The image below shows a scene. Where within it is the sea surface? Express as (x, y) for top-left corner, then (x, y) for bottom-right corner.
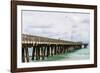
(28, 47), (90, 62)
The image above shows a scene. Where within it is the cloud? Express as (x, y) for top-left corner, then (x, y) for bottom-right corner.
(22, 10), (90, 43)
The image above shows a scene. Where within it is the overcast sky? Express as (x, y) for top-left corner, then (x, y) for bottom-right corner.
(22, 10), (90, 43)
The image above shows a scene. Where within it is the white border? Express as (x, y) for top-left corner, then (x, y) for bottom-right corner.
(17, 5), (94, 68)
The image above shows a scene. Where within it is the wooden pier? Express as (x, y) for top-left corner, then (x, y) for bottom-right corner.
(22, 34), (88, 62)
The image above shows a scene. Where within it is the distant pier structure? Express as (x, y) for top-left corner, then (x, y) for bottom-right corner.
(22, 34), (88, 62)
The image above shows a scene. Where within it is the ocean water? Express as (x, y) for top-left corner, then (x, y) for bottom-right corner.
(28, 47), (90, 62)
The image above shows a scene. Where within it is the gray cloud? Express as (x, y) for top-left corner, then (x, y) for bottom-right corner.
(22, 10), (90, 43)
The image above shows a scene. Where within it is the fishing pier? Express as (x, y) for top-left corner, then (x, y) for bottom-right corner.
(22, 34), (88, 62)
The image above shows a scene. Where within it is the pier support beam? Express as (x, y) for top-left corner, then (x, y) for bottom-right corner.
(47, 44), (50, 57)
(32, 46), (36, 60)
(22, 48), (25, 62)
(22, 47), (29, 62)
(36, 45), (40, 60)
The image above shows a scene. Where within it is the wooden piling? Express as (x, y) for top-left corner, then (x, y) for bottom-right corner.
(22, 48), (25, 62)
(54, 45), (57, 55)
(43, 45), (46, 59)
(47, 44), (50, 57)
(32, 45), (36, 60)
(36, 44), (40, 60)
(41, 45), (45, 60)
(51, 45), (53, 56)
(25, 48), (29, 62)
